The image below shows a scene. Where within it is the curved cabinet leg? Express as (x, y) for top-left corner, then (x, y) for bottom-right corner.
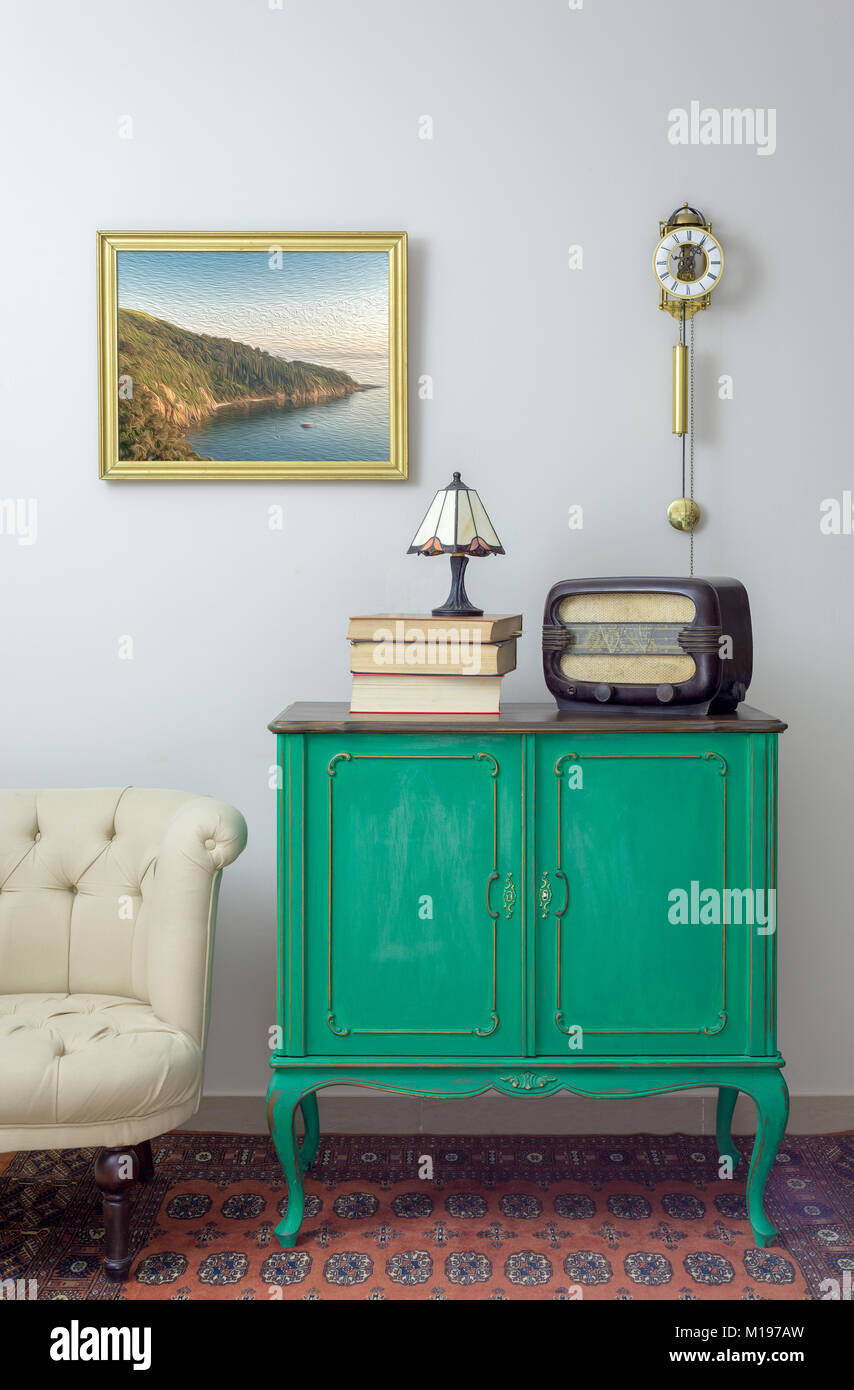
(298, 1092), (320, 1172)
(715, 1086), (741, 1173)
(267, 1080), (306, 1248)
(742, 1071), (789, 1248)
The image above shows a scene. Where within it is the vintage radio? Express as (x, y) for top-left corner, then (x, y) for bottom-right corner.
(542, 576), (752, 714)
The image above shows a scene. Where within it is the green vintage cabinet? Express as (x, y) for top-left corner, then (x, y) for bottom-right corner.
(267, 703), (787, 1250)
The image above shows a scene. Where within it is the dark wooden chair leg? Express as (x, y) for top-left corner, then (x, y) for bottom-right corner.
(135, 1139), (154, 1183)
(94, 1146), (139, 1281)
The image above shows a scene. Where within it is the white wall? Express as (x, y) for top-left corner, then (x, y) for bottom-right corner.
(1, 0), (851, 1099)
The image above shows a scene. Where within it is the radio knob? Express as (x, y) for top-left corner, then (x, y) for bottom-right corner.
(593, 683), (613, 702)
(656, 683), (675, 703)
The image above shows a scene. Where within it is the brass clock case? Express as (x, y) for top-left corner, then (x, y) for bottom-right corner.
(654, 215), (724, 321)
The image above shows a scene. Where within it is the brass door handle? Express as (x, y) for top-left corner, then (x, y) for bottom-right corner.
(486, 871), (499, 920)
(541, 869), (569, 918)
(555, 869), (569, 918)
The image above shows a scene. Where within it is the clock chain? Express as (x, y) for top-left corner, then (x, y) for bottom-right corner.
(680, 305), (687, 498)
(689, 312), (695, 577)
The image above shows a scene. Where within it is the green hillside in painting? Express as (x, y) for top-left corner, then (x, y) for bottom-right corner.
(117, 308), (360, 460)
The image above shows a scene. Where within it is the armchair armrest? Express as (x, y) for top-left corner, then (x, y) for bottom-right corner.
(147, 797), (248, 1045)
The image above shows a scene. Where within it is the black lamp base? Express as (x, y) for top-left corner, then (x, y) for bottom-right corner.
(432, 553), (483, 618)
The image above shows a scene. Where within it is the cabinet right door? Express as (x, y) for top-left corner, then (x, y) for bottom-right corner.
(534, 732), (769, 1058)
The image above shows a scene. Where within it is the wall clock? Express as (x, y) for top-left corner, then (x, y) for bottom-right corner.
(654, 204), (724, 569)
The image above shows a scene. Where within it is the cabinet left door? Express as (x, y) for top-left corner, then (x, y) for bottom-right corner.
(285, 732), (524, 1056)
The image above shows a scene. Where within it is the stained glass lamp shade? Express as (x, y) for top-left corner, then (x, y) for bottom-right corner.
(407, 471), (504, 617)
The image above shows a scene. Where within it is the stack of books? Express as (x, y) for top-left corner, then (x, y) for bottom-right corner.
(349, 614), (522, 714)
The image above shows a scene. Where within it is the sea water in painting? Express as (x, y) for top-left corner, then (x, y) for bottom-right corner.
(116, 251), (390, 463)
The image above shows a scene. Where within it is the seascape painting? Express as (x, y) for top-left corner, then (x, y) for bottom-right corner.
(97, 233), (407, 481)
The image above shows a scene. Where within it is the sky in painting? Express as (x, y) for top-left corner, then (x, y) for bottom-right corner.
(117, 250), (389, 380)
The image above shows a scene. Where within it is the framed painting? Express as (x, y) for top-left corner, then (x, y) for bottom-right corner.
(97, 231), (407, 481)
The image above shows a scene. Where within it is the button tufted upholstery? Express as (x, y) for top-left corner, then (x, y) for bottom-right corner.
(0, 788), (247, 1150)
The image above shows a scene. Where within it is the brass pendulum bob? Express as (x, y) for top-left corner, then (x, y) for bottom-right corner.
(667, 497), (701, 532)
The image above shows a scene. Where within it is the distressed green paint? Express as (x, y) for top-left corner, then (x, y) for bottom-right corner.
(302, 733), (524, 1055)
(269, 725), (786, 1249)
(534, 733), (753, 1056)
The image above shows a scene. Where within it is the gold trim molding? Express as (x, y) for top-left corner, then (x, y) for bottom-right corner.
(551, 750), (728, 1039)
(325, 751), (503, 1038)
(97, 230), (408, 482)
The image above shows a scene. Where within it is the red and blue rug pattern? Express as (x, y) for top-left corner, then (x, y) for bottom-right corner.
(1, 1132), (852, 1300)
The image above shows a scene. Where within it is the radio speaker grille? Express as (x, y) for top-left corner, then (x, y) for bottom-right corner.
(556, 591), (698, 686)
(559, 653), (696, 684)
(556, 592), (696, 623)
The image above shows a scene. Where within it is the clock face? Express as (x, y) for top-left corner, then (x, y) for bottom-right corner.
(654, 227), (724, 298)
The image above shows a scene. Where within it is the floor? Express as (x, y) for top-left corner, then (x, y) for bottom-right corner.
(2, 1130), (852, 1300)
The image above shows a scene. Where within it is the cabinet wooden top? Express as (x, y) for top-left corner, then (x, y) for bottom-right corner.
(269, 702), (787, 734)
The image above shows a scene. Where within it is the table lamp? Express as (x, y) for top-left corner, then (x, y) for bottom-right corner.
(407, 471), (504, 617)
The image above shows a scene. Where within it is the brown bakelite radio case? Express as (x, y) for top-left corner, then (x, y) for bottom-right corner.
(542, 576), (752, 714)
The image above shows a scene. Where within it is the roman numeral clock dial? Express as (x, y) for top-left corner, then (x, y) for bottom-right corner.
(654, 204), (724, 570)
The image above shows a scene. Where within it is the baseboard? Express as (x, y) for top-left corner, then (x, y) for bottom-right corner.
(192, 1091), (854, 1136)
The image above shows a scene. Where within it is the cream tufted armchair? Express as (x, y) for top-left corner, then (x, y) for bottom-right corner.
(0, 788), (247, 1279)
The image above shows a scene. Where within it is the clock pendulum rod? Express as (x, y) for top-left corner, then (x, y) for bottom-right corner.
(667, 303), (696, 573)
(674, 302), (688, 489)
(669, 300), (698, 573)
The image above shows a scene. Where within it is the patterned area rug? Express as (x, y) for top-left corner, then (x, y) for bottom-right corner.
(1, 1132), (852, 1301)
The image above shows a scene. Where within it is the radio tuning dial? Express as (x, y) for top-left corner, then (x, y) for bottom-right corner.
(593, 684), (613, 703)
(656, 683), (675, 703)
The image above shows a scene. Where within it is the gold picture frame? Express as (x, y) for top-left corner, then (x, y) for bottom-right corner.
(97, 230), (408, 481)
